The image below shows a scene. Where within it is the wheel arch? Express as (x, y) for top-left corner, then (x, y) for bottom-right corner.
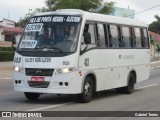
(128, 69), (137, 84)
(81, 71), (97, 93)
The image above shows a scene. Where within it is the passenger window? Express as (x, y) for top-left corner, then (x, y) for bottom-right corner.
(122, 27), (130, 48)
(129, 27), (134, 48)
(104, 24), (109, 47)
(109, 25), (119, 48)
(97, 23), (105, 47)
(83, 23), (96, 45)
(117, 26), (123, 47)
(143, 28), (149, 48)
(134, 28), (142, 48)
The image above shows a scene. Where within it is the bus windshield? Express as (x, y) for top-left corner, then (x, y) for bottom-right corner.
(18, 15), (81, 53)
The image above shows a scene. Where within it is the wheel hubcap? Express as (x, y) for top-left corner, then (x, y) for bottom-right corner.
(84, 83), (91, 96)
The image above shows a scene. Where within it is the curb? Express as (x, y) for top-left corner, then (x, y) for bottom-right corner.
(150, 61), (160, 64)
(150, 61), (160, 70)
(0, 78), (12, 80)
(150, 66), (160, 70)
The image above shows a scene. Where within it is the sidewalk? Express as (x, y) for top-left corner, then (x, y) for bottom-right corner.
(0, 62), (13, 78)
(0, 61), (160, 79)
(150, 61), (160, 69)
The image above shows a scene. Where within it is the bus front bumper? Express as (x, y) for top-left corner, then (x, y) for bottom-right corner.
(13, 71), (83, 94)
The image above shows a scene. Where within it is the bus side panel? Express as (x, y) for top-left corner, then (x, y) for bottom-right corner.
(79, 49), (150, 91)
(79, 49), (119, 92)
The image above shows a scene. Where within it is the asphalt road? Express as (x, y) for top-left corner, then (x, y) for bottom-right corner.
(0, 69), (160, 120)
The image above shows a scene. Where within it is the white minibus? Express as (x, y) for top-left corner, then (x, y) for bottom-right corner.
(13, 9), (150, 103)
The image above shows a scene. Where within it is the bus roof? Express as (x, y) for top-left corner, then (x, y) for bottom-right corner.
(35, 9), (147, 27)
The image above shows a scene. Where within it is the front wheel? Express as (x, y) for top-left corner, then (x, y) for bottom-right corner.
(24, 92), (40, 101)
(77, 77), (93, 103)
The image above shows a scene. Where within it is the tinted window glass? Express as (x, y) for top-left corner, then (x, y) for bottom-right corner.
(122, 26), (130, 48)
(117, 26), (123, 47)
(97, 23), (105, 47)
(109, 25), (119, 48)
(134, 28), (142, 48)
(83, 23), (96, 44)
(129, 27), (134, 48)
(143, 28), (149, 48)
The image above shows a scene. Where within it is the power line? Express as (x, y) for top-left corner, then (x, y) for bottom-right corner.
(127, 4), (160, 17)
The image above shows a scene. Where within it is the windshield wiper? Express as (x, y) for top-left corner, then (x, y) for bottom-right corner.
(50, 47), (67, 55)
(35, 46), (67, 55)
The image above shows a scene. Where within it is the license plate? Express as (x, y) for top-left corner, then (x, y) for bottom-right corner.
(31, 76), (44, 82)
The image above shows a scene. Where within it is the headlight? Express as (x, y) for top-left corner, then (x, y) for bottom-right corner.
(55, 67), (77, 75)
(14, 66), (23, 72)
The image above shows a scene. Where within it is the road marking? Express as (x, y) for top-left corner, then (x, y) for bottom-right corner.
(26, 102), (73, 111)
(136, 84), (158, 90)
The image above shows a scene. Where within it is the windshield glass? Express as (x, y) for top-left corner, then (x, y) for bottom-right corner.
(18, 15), (81, 53)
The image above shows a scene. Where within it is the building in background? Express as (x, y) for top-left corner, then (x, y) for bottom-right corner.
(109, 7), (135, 19)
(149, 31), (160, 60)
(0, 18), (23, 43)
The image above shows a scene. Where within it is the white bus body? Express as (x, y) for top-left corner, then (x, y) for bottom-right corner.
(13, 9), (150, 102)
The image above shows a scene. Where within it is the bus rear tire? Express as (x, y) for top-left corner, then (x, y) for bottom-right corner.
(24, 92), (40, 101)
(116, 73), (135, 94)
(77, 77), (93, 103)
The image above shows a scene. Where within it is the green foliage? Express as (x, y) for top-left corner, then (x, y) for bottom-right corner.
(17, 7), (48, 28)
(0, 47), (14, 61)
(0, 47), (14, 51)
(46, 0), (114, 14)
(150, 35), (155, 45)
(0, 51), (14, 62)
(17, 0), (114, 28)
(149, 15), (160, 34)
(156, 43), (160, 53)
(155, 43), (160, 60)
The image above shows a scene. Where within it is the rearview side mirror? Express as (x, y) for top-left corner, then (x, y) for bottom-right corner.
(84, 32), (91, 44)
(11, 38), (16, 51)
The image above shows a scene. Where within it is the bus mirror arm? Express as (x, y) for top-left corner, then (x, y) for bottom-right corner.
(80, 44), (88, 55)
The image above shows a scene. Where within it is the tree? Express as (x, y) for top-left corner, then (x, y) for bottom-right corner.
(17, 0), (114, 28)
(17, 7), (48, 28)
(150, 35), (155, 60)
(45, 0), (114, 14)
(149, 15), (160, 34)
(45, 0), (57, 11)
(150, 36), (155, 61)
(156, 43), (160, 61)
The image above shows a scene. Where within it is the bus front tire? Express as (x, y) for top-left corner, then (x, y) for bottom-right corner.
(116, 73), (135, 94)
(24, 92), (40, 101)
(77, 77), (93, 103)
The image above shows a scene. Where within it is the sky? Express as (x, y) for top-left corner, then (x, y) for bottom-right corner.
(0, 0), (160, 24)
(0, 0), (45, 22)
(106, 0), (160, 24)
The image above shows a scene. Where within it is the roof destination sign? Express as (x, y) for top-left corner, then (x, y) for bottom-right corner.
(29, 15), (81, 23)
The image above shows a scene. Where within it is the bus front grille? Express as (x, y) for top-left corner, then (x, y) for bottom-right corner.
(25, 68), (54, 76)
(28, 81), (50, 88)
